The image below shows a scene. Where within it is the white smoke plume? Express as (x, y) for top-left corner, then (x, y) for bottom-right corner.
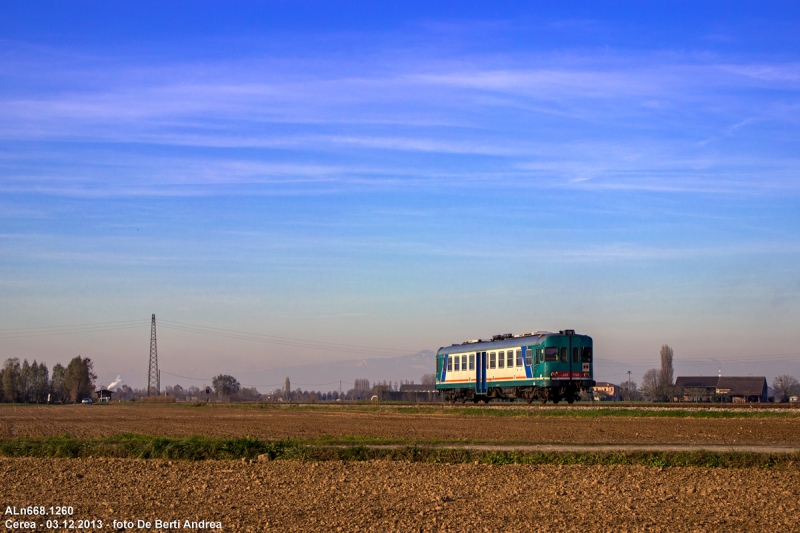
(107, 375), (124, 391)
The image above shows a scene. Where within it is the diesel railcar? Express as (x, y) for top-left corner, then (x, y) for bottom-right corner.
(435, 330), (594, 404)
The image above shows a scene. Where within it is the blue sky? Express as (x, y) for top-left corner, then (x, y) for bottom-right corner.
(1, 1), (799, 390)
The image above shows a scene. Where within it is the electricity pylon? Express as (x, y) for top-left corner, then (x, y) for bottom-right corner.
(147, 313), (159, 396)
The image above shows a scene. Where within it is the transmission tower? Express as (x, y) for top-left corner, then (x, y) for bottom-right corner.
(147, 313), (159, 396)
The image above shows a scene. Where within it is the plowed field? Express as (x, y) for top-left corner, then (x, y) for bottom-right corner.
(1, 404), (799, 445)
(2, 457), (798, 532)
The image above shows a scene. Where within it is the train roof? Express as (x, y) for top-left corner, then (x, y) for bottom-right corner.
(436, 331), (591, 355)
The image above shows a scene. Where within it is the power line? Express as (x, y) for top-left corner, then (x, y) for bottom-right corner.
(159, 369), (353, 390)
(0, 319), (145, 332)
(0, 317), (417, 357)
(0, 321), (148, 339)
(157, 319), (413, 357)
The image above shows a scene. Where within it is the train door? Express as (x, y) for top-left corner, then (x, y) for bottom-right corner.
(567, 333), (581, 381)
(568, 336), (574, 381)
(475, 351), (487, 395)
(522, 346), (532, 378)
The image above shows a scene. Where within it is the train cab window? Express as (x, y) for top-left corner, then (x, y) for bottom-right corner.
(560, 347), (567, 363)
(516, 350), (523, 367)
(489, 352), (496, 369)
(525, 349), (532, 366)
(507, 351), (514, 368)
(437, 358), (442, 373)
(498, 351), (504, 368)
(544, 347), (558, 362)
(461, 355), (467, 371)
(572, 347), (579, 363)
(454, 357), (460, 371)
(447, 356), (452, 371)
(582, 347), (593, 362)
(469, 354), (475, 370)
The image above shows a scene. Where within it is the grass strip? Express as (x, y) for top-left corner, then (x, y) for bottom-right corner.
(0, 435), (798, 468)
(178, 403), (800, 419)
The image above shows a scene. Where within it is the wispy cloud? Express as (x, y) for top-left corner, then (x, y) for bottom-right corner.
(0, 42), (799, 200)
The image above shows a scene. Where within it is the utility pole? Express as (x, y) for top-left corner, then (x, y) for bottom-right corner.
(627, 371), (632, 402)
(147, 314), (159, 396)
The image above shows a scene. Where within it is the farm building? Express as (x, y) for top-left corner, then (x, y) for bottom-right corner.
(675, 376), (768, 403)
(397, 384), (440, 402)
(95, 389), (114, 403)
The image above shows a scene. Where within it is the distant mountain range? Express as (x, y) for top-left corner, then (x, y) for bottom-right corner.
(241, 350), (437, 392)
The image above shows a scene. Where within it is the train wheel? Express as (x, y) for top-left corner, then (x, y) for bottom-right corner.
(482, 397), (490, 404)
(567, 397), (575, 404)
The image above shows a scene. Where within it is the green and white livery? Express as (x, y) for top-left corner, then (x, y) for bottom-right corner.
(435, 330), (594, 404)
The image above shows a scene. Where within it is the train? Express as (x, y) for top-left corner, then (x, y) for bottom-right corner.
(435, 329), (594, 404)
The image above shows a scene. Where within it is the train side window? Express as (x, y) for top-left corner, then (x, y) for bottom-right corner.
(454, 356), (460, 371)
(544, 347), (558, 362)
(560, 347), (567, 362)
(516, 350), (523, 367)
(572, 347), (579, 363)
(447, 356), (452, 372)
(489, 352), (496, 369)
(525, 349), (532, 366)
(469, 354), (475, 370)
(582, 347), (593, 362)
(507, 351), (514, 368)
(498, 351), (504, 368)
(461, 355), (467, 371)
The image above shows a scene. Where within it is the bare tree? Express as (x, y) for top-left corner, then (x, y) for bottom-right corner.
(420, 374), (436, 385)
(618, 380), (638, 401)
(771, 375), (800, 402)
(640, 368), (659, 401)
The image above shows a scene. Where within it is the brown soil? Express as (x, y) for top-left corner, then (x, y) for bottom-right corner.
(1, 404), (799, 445)
(2, 457), (798, 532)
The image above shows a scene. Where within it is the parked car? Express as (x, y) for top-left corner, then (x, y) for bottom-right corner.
(81, 398), (93, 404)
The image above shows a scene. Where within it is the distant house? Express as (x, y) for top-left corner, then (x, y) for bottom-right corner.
(95, 389), (114, 403)
(592, 382), (618, 400)
(675, 376), (768, 403)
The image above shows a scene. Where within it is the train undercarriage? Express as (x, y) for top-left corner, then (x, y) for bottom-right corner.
(442, 382), (587, 405)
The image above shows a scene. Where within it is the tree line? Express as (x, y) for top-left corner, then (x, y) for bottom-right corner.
(605, 345), (800, 402)
(1, 356), (96, 403)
